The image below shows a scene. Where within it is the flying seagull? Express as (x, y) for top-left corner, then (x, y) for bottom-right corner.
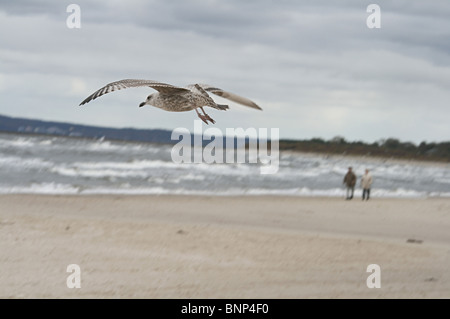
(79, 79), (262, 124)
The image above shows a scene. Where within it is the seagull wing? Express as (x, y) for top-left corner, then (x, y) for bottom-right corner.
(79, 79), (190, 105)
(196, 84), (262, 110)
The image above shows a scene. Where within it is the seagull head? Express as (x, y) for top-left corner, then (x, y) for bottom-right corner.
(139, 93), (155, 107)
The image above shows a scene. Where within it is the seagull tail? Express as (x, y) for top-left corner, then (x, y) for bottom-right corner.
(213, 104), (229, 111)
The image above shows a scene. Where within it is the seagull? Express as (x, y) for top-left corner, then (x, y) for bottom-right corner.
(79, 79), (262, 124)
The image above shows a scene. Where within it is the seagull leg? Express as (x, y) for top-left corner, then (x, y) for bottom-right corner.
(195, 108), (210, 125)
(200, 107), (216, 124)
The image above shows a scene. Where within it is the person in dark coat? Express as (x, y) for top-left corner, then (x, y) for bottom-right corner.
(343, 167), (357, 200)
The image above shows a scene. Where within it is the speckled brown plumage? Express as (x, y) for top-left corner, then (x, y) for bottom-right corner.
(79, 79), (261, 124)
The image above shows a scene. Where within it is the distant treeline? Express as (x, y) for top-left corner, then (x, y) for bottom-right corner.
(1, 114), (448, 162)
(276, 137), (450, 162)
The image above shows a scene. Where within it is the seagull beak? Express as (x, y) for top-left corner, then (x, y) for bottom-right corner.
(139, 102), (146, 107)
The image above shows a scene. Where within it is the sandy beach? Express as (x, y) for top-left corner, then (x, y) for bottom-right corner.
(1, 194), (449, 298)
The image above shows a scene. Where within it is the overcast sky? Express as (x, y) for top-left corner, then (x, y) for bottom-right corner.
(1, 0), (449, 143)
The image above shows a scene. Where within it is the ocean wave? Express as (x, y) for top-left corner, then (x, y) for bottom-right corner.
(50, 166), (149, 179)
(69, 160), (262, 175)
(1, 183), (448, 198)
(1, 133), (449, 198)
(435, 178), (450, 185)
(0, 156), (53, 170)
(0, 182), (80, 194)
(73, 160), (183, 170)
(0, 137), (36, 148)
(80, 140), (160, 154)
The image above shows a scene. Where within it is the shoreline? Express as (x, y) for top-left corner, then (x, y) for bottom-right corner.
(1, 192), (448, 198)
(1, 194), (449, 298)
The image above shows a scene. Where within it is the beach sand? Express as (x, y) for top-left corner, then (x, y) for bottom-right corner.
(1, 194), (449, 298)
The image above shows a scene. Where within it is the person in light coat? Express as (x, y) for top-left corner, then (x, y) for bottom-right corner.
(361, 169), (373, 200)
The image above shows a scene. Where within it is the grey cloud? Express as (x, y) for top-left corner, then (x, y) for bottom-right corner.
(0, 0), (449, 143)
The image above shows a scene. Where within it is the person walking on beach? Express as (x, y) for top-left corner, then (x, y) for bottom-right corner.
(343, 167), (357, 200)
(361, 169), (373, 201)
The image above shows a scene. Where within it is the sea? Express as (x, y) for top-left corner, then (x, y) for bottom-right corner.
(0, 132), (449, 198)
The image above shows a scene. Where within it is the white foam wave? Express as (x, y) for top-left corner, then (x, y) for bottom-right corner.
(179, 173), (206, 181)
(1, 183), (448, 198)
(73, 160), (181, 170)
(51, 167), (149, 179)
(62, 160), (261, 178)
(0, 182), (80, 194)
(39, 139), (54, 146)
(0, 137), (36, 148)
(82, 140), (158, 153)
(0, 156), (53, 170)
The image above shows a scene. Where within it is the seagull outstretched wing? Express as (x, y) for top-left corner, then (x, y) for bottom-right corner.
(196, 84), (262, 110)
(79, 79), (190, 105)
